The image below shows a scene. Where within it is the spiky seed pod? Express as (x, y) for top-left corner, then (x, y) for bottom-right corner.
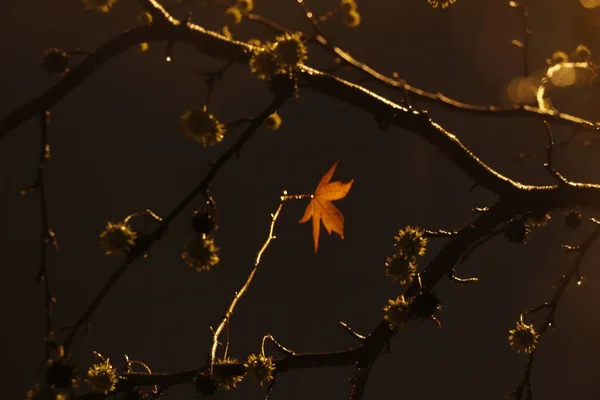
(42, 48), (69, 74)
(394, 226), (428, 258)
(383, 296), (412, 331)
(182, 234), (220, 273)
(46, 359), (77, 389)
(249, 45), (284, 80)
(564, 210), (583, 229)
(82, 0), (118, 13)
(273, 32), (308, 70)
(86, 359), (118, 395)
(343, 9), (361, 28)
(427, 0), (457, 8)
(99, 221), (138, 256)
(264, 112), (282, 131)
(214, 357), (244, 390)
(504, 219), (529, 244)
(384, 255), (417, 285)
(194, 373), (218, 396)
(245, 354), (275, 386)
(180, 108), (226, 147)
(224, 7), (243, 26)
(408, 291), (441, 319)
(508, 320), (540, 353)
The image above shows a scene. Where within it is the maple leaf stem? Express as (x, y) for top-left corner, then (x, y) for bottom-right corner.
(281, 193), (312, 201)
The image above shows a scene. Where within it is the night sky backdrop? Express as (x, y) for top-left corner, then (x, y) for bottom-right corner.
(2, 0), (600, 399)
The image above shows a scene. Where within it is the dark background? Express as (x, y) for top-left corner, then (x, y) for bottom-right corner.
(2, 0), (600, 399)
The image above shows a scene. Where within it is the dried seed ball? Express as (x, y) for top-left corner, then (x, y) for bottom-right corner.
(343, 9), (361, 28)
(504, 219), (528, 244)
(214, 357), (244, 390)
(508, 320), (539, 353)
(182, 234), (220, 273)
(383, 296), (412, 331)
(245, 354), (275, 386)
(87, 359), (118, 395)
(249, 45), (284, 80)
(224, 6), (243, 26)
(264, 112), (282, 131)
(394, 226), (427, 258)
(180, 108), (226, 147)
(42, 48), (69, 74)
(384, 254), (417, 285)
(82, 0), (118, 13)
(273, 32), (308, 69)
(408, 291), (441, 319)
(99, 221), (137, 256)
(565, 210), (583, 229)
(236, 0), (254, 13)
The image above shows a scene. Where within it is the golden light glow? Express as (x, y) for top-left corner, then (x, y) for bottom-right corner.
(580, 0), (600, 9)
(507, 76), (539, 104)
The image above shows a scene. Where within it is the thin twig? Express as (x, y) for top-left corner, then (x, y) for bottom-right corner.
(542, 121), (568, 184)
(423, 229), (457, 238)
(22, 111), (58, 365)
(339, 321), (366, 342)
(209, 190), (296, 373)
(197, 60), (235, 108)
(263, 334), (295, 356)
(35, 111), (58, 361)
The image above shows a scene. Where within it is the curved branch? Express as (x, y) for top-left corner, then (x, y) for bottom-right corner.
(311, 35), (600, 132)
(208, 0), (600, 131)
(2, 1), (599, 199)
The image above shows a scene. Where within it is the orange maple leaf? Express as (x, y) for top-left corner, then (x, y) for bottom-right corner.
(299, 161), (354, 253)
